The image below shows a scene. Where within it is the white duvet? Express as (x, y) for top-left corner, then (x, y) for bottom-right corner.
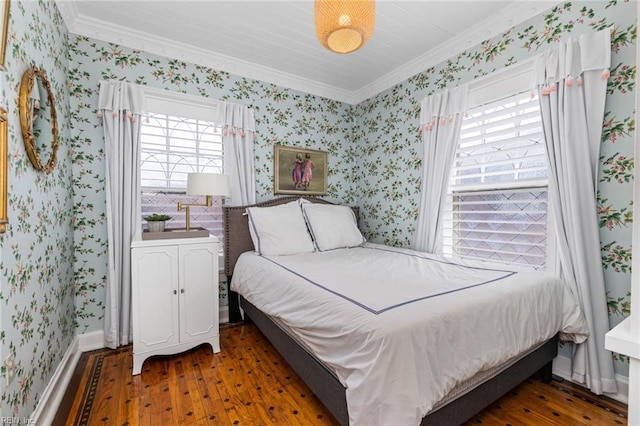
(231, 243), (588, 425)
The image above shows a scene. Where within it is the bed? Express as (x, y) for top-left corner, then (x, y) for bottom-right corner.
(224, 196), (588, 425)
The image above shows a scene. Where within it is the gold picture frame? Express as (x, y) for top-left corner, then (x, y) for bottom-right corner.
(0, 108), (7, 233)
(0, 1), (9, 70)
(274, 145), (328, 195)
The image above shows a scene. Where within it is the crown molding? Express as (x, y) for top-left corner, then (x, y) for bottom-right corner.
(55, 0), (78, 28)
(56, 1), (356, 104)
(56, 1), (560, 106)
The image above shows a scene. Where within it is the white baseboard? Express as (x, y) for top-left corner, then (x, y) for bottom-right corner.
(219, 306), (229, 324)
(31, 336), (82, 424)
(553, 354), (629, 404)
(79, 330), (105, 352)
(31, 330), (105, 423)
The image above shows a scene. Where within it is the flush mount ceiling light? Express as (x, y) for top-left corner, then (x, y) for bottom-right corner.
(315, 0), (375, 54)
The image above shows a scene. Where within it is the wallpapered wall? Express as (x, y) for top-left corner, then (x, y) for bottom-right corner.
(67, 0), (635, 382)
(0, 0), (74, 417)
(68, 39), (357, 333)
(0, 0), (635, 418)
(352, 0), (636, 377)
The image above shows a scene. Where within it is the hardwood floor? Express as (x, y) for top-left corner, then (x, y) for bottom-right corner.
(54, 323), (627, 425)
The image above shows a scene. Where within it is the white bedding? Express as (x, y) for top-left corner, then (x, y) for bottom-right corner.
(231, 243), (588, 425)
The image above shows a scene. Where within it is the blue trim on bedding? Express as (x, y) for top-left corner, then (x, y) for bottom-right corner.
(300, 205), (320, 252)
(366, 245), (515, 274)
(246, 208), (262, 255)
(260, 246), (517, 314)
(260, 255), (378, 313)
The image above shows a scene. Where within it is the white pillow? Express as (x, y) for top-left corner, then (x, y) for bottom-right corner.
(301, 203), (365, 251)
(247, 201), (315, 255)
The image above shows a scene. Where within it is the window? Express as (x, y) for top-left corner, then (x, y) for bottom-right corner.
(442, 88), (553, 270)
(140, 91), (225, 240)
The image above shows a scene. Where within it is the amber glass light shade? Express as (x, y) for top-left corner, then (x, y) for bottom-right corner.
(314, 0), (375, 54)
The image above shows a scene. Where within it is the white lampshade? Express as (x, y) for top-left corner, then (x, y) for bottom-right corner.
(187, 173), (231, 197)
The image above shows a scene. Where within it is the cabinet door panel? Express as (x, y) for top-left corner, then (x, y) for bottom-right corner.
(179, 243), (218, 342)
(132, 246), (180, 348)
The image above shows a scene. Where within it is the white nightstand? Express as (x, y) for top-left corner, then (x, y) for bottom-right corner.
(131, 236), (221, 375)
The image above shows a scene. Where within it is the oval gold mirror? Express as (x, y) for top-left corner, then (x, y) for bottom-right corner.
(18, 67), (59, 174)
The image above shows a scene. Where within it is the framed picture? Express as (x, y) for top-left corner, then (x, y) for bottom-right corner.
(274, 145), (327, 195)
(0, 1), (8, 71)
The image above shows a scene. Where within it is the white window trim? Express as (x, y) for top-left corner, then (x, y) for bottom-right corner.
(143, 86), (222, 122)
(467, 58), (536, 107)
(451, 60), (557, 274)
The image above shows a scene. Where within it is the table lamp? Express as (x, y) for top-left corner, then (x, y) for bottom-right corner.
(177, 173), (230, 231)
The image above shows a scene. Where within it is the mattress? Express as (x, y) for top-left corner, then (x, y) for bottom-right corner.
(231, 243), (588, 425)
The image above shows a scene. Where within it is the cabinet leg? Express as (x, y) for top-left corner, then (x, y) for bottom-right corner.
(132, 354), (145, 375)
(210, 337), (221, 353)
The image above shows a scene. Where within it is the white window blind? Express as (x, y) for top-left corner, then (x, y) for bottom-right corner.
(442, 90), (551, 269)
(140, 108), (225, 240)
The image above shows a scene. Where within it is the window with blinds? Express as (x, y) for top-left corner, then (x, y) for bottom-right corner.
(140, 111), (225, 239)
(442, 90), (551, 269)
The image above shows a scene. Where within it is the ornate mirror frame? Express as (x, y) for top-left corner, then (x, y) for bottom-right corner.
(18, 67), (59, 174)
(0, 108), (6, 233)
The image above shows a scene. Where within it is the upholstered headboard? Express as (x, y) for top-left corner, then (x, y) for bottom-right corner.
(223, 196), (360, 277)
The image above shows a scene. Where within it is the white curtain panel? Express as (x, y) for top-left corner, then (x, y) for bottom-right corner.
(98, 80), (146, 349)
(535, 29), (617, 394)
(413, 84), (469, 253)
(218, 102), (257, 206)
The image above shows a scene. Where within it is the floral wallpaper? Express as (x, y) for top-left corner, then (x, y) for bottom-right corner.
(0, 0), (74, 418)
(68, 0), (635, 380)
(353, 0), (636, 377)
(68, 38), (357, 331)
(70, 0), (637, 374)
(0, 0), (635, 417)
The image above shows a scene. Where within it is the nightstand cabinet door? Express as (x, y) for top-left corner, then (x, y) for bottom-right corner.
(179, 242), (219, 342)
(131, 245), (180, 350)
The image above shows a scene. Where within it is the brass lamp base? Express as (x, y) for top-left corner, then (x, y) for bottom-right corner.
(177, 195), (212, 231)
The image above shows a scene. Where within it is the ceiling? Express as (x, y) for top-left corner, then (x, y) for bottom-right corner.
(56, 0), (560, 104)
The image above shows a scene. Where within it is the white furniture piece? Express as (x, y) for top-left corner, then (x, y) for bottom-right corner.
(605, 317), (638, 424)
(131, 236), (220, 375)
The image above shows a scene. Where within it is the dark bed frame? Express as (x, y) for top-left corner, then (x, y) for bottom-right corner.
(224, 196), (556, 425)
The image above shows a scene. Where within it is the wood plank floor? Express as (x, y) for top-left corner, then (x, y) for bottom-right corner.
(54, 323), (628, 425)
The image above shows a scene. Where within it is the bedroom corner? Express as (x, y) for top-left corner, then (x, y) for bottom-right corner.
(0, 0), (76, 420)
